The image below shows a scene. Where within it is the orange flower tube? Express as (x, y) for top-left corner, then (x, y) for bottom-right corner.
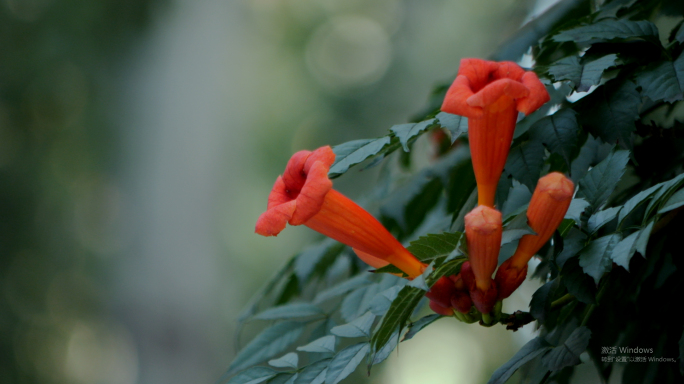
(441, 59), (550, 207)
(255, 146), (426, 279)
(495, 172), (574, 299)
(463, 205), (502, 313)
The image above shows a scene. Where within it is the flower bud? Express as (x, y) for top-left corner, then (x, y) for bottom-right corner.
(465, 206), (502, 291)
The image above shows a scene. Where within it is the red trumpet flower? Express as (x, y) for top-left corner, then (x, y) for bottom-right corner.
(255, 146), (426, 279)
(441, 58), (550, 207)
(495, 172), (574, 299)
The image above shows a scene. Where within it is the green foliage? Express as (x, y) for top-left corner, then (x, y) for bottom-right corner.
(227, 0), (684, 383)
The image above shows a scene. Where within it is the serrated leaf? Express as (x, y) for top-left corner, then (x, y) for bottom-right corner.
(552, 19), (658, 43)
(636, 53), (684, 103)
(635, 220), (654, 256)
(313, 274), (372, 305)
(587, 206), (621, 233)
(253, 303), (324, 321)
(391, 118), (437, 152)
(530, 279), (560, 323)
(402, 314), (441, 342)
(340, 284), (379, 323)
(268, 353), (299, 369)
(595, 0), (639, 19)
(561, 257), (596, 304)
(579, 81), (641, 147)
(645, 173), (684, 219)
(570, 134), (613, 183)
(329, 137), (392, 178)
(504, 140), (546, 190)
(549, 55), (619, 92)
(658, 187), (684, 214)
(565, 198), (590, 225)
(618, 184), (661, 224)
(381, 175), (443, 234)
(331, 312), (376, 339)
(579, 234), (621, 284)
(226, 322), (306, 376)
(406, 232), (464, 263)
(326, 343), (370, 384)
(530, 109), (580, 164)
(611, 230), (639, 270)
(556, 228), (587, 268)
(501, 210), (536, 246)
(488, 337), (552, 384)
(435, 112), (468, 143)
(294, 240), (341, 284)
(371, 330), (399, 367)
(224, 367), (278, 384)
(369, 286), (404, 315)
(297, 336), (336, 354)
(294, 360), (329, 384)
(578, 150), (630, 214)
(501, 180), (532, 217)
(541, 327), (591, 371)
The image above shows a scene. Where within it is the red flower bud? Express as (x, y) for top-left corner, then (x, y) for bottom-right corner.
(441, 59), (550, 207)
(465, 206), (502, 291)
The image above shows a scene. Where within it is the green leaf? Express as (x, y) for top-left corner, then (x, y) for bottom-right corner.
(295, 240), (342, 284)
(552, 19), (659, 43)
(587, 206), (621, 233)
(618, 184), (661, 224)
(676, 22), (684, 43)
(435, 112), (468, 143)
(254, 303), (324, 321)
(297, 336), (336, 354)
(326, 342), (370, 384)
(636, 53), (684, 103)
(635, 220), (654, 256)
(331, 311), (376, 339)
(391, 118), (437, 152)
(268, 373), (297, 384)
(501, 210), (536, 246)
(238, 258), (296, 323)
(578, 149), (630, 214)
(329, 137), (393, 178)
(313, 275), (372, 305)
(541, 327), (591, 371)
(371, 329), (400, 367)
(381, 176), (443, 235)
(504, 140), (546, 191)
(402, 314), (442, 342)
(548, 55), (619, 92)
(340, 284), (382, 323)
(658, 187), (684, 214)
(611, 230), (639, 270)
(579, 80), (641, 148)
(488, 337), (552, 384)
(223, 367), (278, 384)
(530, 279), (560, 323)
(406, 232), (464, 263)
(369, 286), (405, 315)
(268, 353), (299, 369)
(556, 228), (587, 268)
(561, 257), (596, 304)
(570, 134), (613, 183)
(294, 359), (329, 384)
(564, 198), (590, 225)
(530, 109), (580, 164)
(501, 180), (531, 217)
(226, 321), (306, 376)
(579, 234), (621, 284)
(645, 173), (684, 219)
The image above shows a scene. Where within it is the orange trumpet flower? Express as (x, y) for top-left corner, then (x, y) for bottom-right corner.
(255, 146), (426, 279)
(441, 59), (550, 207)
(495, 172), (574, 299)
(463, 205), (502, 313)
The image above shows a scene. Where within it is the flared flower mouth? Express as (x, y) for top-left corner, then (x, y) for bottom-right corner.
(441, 58), (550, 118)
(255, 146), (336, 236)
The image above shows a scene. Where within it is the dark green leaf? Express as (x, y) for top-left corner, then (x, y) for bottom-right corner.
(548, 55), (619, 92)
(577, 149), (630, 214)
(541, 326), (591, 371)
(268, 373), (297, 384)
(488, 337), (552, 384)
(340, 284), (381, 323)
(611, 230), (639, 271)
(238, 258), (296, 323)
(587, 206), (621, 233)
(435, 112), (468, 143)
(501, 180), (531, 217)
(294, 240), (342, 284)
(268, 353), (299, 369)
(329, 137), (392, 178)
(564, 199), (590, 225)
(658, 187), (684, 214)
(552, 19), (658, 43)
(402, 314), (442, 342)
(223, 367), (278, 384)
(501, 210), (536, 246)
(676, 22), (684, 43)
(381, 175), (443, 235)
(579, 234), (621, 284)
(504, 140), (546, 191)
(618, 183), (661, 224)
(369, 285), (406, 315)
(595, 0), (639, 19)
(391, 119), (437, 152)
(530, 279), (560, 323)
(635, 220), (654, 256)
(227, 322), (306, 376)
(297, 335), (336, 354)
(254, 303), (324, 321)
(294, 360), (329, 384)
(570, 134), (613, 183)
(530, 109), (580, 164)
(579, 80), (641, 147)
(331, 311), (375, 339)
(636, 53), (684, 103)
(645, 173), (684, 219)
(556, 228), (587, 268)
(313, 274), (372, 305)
(371, 330), (400, 367)
(406, 232), (464, 263)
(326, 343), (370, 384)
(562, 257), (596, 304)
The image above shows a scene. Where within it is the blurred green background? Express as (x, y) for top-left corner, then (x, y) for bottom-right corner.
(0, 0), (553, 383)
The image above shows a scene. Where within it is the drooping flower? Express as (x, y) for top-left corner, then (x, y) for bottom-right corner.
(255, 146), (426, 279)
(441, 59), (550, 207)
(495, 172), (574, 299)
(463, 205), (502, 313)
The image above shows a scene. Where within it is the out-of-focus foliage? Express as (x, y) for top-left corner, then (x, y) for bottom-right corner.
(0, 1), (163, 383)
(227, 0), (684, 383)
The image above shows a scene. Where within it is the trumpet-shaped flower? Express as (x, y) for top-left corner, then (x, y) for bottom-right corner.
(441, 59), (550, 207)
(255, 146), (426, 279)
(463, 205), (502, 313)
(495, 172), (574, 299)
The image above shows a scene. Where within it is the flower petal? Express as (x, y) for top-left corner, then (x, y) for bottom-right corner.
(282, 150), (311, 192)
(466, 78), (529, 108)
(494, 61), (525, 82)
(304, 146), (335, 174)
(255, 200), (297, 236)
(457, 58), (500, 92)
(267, 176), (291, 209)
(515, 71), (550, 115)
(352, 248), (390, 269)
(441, 75), (484, 118)
(290, 160), (333, 225)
